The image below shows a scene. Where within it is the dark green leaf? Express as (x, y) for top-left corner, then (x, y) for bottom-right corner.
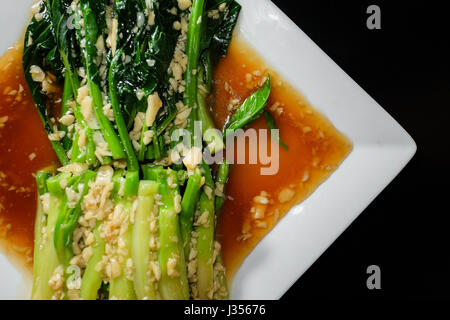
(114, 0), (180, 129)
(22, 0), (69, 164)
(201, 0), (241, 67)
(224, 75), (271, 136)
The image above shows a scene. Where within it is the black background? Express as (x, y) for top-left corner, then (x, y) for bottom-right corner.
(269, 1), (450, 300)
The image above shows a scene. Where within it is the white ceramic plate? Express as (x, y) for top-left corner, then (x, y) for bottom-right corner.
(0, 0), (416, 300)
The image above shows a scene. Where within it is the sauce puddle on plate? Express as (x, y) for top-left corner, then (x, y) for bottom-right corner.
(0, 38), (352, 284)
(212, 39), (353, 281)
(0, 41), (59, 271)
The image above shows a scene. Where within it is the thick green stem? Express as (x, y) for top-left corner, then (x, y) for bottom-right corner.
(109, 200), (136, 300)
(32, 170), (51, 298)
(132, 180), (159, 300)
(197, 90), (224, 154)
(143, 165), (189, 300)
(138, 120), (149, 162)
(184, 0), (206, 141)
(213, 255), (229, 300)
(109, 171), (139, 299)
(70, 131), (86, 163)
(215, 160), (230, 213)
(32, 173), (68, 299)
(80, 221), (105, 300)
(180, 169), (202, 258)
(196, 192), (215, 299)
(51, 141), (70, 166)
(54, 171), (96, 264)
(195, 163), (215, 299)
(197, 61), (224, 154)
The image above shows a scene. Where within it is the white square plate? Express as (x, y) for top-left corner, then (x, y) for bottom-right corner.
(0, 0), (416, 300)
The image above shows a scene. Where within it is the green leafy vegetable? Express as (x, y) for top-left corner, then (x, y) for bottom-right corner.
(26, 0), (246, 301)
(184, 0), (207, 139)
(264, 110), (289, 150)
(79, 0), (126, 160)
(202, 0), (242, 66)
(180, 169), (203, 257)
(109, 49), (139, 171)
(55, 0), (97, 165)
(53, 170), (96, 264)
(22, 0), (69, 165)
(197, 59), (224, 153)
(224, 75), (271, 136)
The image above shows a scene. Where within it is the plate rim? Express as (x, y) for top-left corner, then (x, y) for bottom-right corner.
(228, 0), (416, 299)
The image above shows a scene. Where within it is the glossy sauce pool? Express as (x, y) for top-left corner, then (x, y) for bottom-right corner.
(212, 39), (352, 281)
(0, 39), (352, 285)
(0, 42), (59, 271)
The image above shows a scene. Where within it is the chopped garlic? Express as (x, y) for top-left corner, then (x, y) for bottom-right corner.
(103, 103), (115, 122)
(135, 88), (145, 101)
(76, 86), (89, 104)
(177, 0), (192, 11)
(80, 96), (94, 122)
(59, 114), (75, 126)
(182, 147), (203, 171)
(78, 129), (87, 148)
(145, 92), (163, 127)
(278, 187), (295, 203)
(30, 65), (45, 82)
(106, 18), (118, 56)
(95, 35), (105, 53)
(167, 256), (179, 278)
(58, 163), (89, 176)
(143, 130), (154, 145)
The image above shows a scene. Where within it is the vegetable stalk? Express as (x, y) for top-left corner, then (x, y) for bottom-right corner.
(195, 163), (216, 299)
(143, 165), (189, 300)
(180, 169), (203, 257)
(79, 0), (125, 160)
(132, 180), (160, 300)
(184, 0), (206, 144)
(32, 173), (69, 299)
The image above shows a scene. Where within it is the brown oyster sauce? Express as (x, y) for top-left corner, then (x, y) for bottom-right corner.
(0, 39), (352, 286)
(212, 39), (352, 282)
(0, 41), (59, 271)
